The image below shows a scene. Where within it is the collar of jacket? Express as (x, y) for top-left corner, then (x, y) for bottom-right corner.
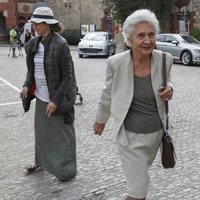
(26, 32), (53, 55)
(40, 32), (54, 46)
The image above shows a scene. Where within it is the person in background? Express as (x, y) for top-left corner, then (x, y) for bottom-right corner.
(9, 25), (18, 58)
(24, 29), (32, 43)
(20, 7), (77, 181)
(101, 8), (114, 37)
(93, 9), (173, 200)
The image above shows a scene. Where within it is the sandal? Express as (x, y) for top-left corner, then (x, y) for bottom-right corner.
(24, 165), (41, 175)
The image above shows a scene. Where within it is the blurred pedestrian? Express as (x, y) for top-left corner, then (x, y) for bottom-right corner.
(93, 9), (173, 200)
(101, 8), (114, 37)
(20, 7), (77, 181)
(24, 29), (32, 43)
(9, 25), (18, 58)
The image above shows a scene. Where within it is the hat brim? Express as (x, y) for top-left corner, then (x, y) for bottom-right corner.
(28, 17), (58, 24)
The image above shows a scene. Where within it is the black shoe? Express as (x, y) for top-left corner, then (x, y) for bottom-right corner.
(24, 165), (41, 175)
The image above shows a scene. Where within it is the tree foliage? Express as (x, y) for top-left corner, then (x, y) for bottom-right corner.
(101, 0), (175, 32)
(192, 29), (200, 41)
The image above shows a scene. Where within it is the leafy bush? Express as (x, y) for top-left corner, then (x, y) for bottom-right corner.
(61, 29), (80, 45)
(192, 29), (200, 41)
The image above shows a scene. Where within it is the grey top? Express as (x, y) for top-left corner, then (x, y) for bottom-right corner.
(124, 74), (163, 133)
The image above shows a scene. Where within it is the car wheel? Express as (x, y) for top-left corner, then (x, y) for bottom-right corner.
(79, 55), (83, 58)
(181, 51), (193, 66)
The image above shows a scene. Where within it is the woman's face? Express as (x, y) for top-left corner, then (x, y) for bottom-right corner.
(129, 22), (156, 56)
(32, 22), (50, 37)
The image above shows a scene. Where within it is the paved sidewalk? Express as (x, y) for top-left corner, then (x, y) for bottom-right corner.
(0, 46), (200, 199)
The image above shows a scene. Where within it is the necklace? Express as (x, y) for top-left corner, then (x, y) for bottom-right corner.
(131, 50), (148, 71)
(133, 57), (145, 71)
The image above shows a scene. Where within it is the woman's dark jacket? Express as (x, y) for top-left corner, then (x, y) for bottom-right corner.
(24, 32), (77, 123)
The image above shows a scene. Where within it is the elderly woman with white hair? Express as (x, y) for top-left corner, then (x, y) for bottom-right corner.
(93, 9), (173, 200)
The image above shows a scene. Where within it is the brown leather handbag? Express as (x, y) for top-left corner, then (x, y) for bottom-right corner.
(161, 53), (176, 169)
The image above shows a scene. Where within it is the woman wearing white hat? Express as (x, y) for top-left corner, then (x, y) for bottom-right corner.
(20, 7), (77, 181)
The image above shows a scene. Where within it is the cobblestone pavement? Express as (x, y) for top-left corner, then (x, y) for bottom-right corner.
(0, 46), (200, 200)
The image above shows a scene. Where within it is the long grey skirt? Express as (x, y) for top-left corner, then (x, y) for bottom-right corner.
(34, 98), (77, 181)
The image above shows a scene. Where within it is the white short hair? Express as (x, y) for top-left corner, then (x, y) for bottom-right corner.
(122, 9), (160, 45)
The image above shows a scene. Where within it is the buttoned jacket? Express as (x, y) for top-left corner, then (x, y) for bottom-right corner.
(95, 49), (173, 145)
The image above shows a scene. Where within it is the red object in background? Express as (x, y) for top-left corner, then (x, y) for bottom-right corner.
(114, 24), (119, 33)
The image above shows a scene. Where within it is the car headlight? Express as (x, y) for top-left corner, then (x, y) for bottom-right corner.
(100, 44), (107, 48)
(193, 49), (200, 53)
(78, 44), (84, 48)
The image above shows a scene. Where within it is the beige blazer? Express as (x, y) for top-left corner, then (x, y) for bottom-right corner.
(95, 49), (173, 145)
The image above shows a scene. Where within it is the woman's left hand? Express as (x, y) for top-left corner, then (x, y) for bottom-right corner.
(46, 101), (57, 117)
(93, 122), (105, 135)
(159, 86), (173, 101)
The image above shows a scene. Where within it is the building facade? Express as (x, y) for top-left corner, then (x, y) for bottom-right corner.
(0, 0), (104, 42)
(171, 0), (199, 35)
(1, 0), (200, 42)
(45, 0), (104, 30)
(0, 0), (47, 41)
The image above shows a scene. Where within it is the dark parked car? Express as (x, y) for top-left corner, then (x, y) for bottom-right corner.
(156, 33), (200, 65)
(78, 31), (116, 58)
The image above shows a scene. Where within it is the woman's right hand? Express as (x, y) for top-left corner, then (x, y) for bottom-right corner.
(20, 86), (28, 99)
(93, 122), (105, 136)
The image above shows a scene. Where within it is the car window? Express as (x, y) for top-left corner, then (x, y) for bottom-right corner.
(165, 35), (176, 43)
(83, 33), (107, 41)
(156, 35), (166, 42)
(181, 35), (200, 44)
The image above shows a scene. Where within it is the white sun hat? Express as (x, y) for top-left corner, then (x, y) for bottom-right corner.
(28, 7), (58, 24)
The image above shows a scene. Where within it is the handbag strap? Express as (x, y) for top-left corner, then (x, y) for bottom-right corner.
(162, 53), (169, 130)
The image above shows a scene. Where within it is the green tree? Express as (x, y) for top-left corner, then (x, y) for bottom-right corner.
(101, 0), (174, 32)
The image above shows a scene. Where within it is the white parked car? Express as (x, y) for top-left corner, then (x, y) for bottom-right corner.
(78, 31), (116, 58)
(156, 33), (200, 65)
